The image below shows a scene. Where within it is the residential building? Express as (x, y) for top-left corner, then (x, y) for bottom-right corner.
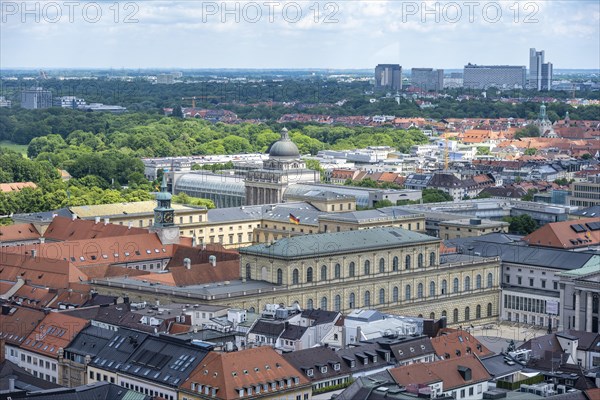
(430, 330), (494, 360)
(411, 68), (444, 92)
(522, 217), (600, 250)
(21, 87), (52, 109)
(375, 64), (402, 91)
(179, 346), (312, 400)
(439, 218), (509, 240)
(0, 96), (12, 108)
(463, 64), (527, 89)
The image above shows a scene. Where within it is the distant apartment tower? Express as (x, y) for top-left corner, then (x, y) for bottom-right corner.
(463, 64), (526, 89)
(21, 87), (52, 109)
(411, 68), (444, 91)
(529, 48), (553, 91)
(0, 96), (11, 108)
(156, 74), (175, 84)
(375, 64), (402, 91)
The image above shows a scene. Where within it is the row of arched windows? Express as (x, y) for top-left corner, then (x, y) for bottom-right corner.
(442, 304), (494, 323)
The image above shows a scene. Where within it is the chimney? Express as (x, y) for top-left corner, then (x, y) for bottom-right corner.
(209, 255), (216, 267)
(71, 213), (77, 221)
(8, 377), (15, 392)
(95, 216), (101, 224)
(31, 249), (37, 259)
(183, 258), (191, 269)
(104, 218), (110, 225)
(128, 221), (132, 230)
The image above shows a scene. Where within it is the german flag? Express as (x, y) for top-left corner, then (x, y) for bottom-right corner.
(289, 213), (300, 225)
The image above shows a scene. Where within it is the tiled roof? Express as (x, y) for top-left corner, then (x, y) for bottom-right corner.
(389, 354), (491, 391)
(250, 320), (286, 338)
(0, 182), (37, 193)
(431, 330), (494, 359)
(0, 252), (86, 287)
(523, 217), (600, 249)
(0, 306), (45, 346)
(181, 347), (310, 400)
(0, 223), (40, 242)
(300, 309), (340, 325)
(43, 216), (149, 241)
(283, 346), (350, 382)
(22, 312), (88, 358)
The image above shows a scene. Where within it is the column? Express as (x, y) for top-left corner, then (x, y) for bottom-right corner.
(586, 291), (593, 332)
(558, 283), (565, 331)
(253, 187), (258, 205)
(574, 290), (581, 331)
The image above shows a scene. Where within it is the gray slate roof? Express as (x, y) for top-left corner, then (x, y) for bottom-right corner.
(240, 227), (440, 260)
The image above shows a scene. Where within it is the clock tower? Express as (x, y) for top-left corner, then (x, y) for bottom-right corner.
(150, 174), (179, 244)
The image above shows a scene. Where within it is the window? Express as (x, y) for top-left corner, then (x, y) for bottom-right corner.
(392, 256), (399, 271)
(476, 274), (482, 289)
(487, 302), (493, 317)
(487, 272), (493, 288)
(465, 276), (471, 291)
(441, 279), (447, 295)
(306, 267), (313, 283)
(292, 269), (299, 285)
(349, 262), (355, 277)
(518, 276), (522, 285)
(529, 278), (534, 287)
(364, 260), (370, 275)
(349, 293), (355, 309)
(429, 281), (436, 296)
(429, 252), (436, 266)
(307, 299), (314, 310)
(405, 284), (411, 300)
(405, 255), (411, 270)
(442, 310), (447, 317)
(418, 253), (424, 268)
(453, 308), (459, 323)
(334, 263), (341, 279)
(541, 280), (546, 288)
(321, 297), (328, 310)
(379, 258), (385, 273)
(245, 263), (251, 280)
(476, 304), (481, 319)
(334, 295), (341, 311)
(453, 277), (459, 293)
(277, 268), (283, 285)
(379, 288), (385, 304)
(393, 287), (399, 302)
(321, 265), (327, 281)
(364, 291), (371, 307)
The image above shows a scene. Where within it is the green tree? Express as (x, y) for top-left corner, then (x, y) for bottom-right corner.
(515, 125), (541, 139)
(521, 189), (537, 201)
(524, 148), (537, 156)
(504, 214), (538, 235)
(421, 189), (453, 203)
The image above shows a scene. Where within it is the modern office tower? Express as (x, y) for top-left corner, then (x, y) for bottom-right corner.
(529, 48), (553, 91)
(21, 87), (52, 109)
(411, 68), (444, 91)
(463, 64), (527, 89)
(375, 64), (402, 91)
(541, 62), (553, 91)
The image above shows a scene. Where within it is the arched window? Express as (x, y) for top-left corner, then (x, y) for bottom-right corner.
(429, 252), (436, 266)
(321, 297), (328, 311)
(465, 306), (470, 321)
(306, 267), (313, 283)
(277, 268), (283, 285)
(418, 253), (424, 268)
(393, 287), (399, 302)
(441, 279), (447, 295)
(334, 295), (341, 311)
(364, 291), (371, 307)
(430, 312), (435, 319)
(292, 269), (299, 285)
(307, 299), (314, 310)
(349, 262), (355, 277)
(465, 276), (471, 291)
(245, 263), (251, 280)
(405, 255), (411, 270)
(442, 310), (447, 317)
(453, 277), (459, 293)
(364, 260), (370, 275)
(487, 302), (493, 317)
(417, 283), (424, 298)
(476, 304), (481, 319)
(349, 293), (355, 309)
(321, 265), (327, 281)
(476, 274), (482, 289)
(429, 281), (436, 297)
(379, 288), (385, 305)
(453, 308), (459, 323)
(379, 258), (385, 273)
(392, 256), (399, 271)
(405, 285), (411, 300)
(334, 263), (341, 279)
(487, 273), (493, 288)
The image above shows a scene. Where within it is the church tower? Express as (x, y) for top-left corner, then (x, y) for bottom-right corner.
(150, 175), (180, 244)
(534, 104), (556, 138)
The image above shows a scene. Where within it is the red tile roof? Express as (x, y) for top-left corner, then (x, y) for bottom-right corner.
(43, 216), (148, 241)
(22, 312), (88, 358)
(0, 223), (41, 243)
(0, 182), (37, 193)
(431, 329), (494, 359)
(0, 306), (46, 346)
(523, 217), (600, 249)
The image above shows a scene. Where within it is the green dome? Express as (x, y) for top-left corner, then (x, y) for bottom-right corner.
(269, 127), (300, 159)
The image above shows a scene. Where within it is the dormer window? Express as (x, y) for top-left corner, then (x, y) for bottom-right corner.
(320, 366), (327, 374)
(333, 363), (340, 371)
(307, 368), (314, 377)
(238, 388), (244, 398)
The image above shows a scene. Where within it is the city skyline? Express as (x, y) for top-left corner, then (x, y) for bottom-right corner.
(1, 1), (599, 69)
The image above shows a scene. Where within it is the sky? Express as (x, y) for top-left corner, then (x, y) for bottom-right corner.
(1, 0), (599, 70)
